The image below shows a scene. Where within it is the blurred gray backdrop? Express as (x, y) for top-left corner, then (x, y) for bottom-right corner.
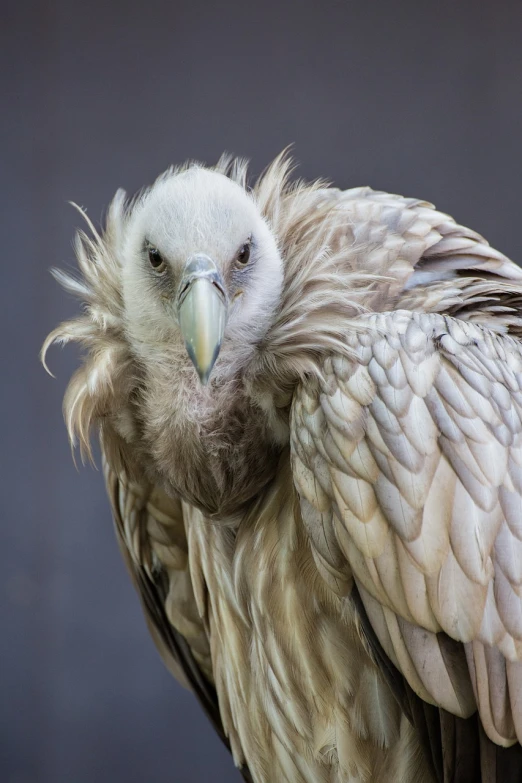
(3, 0), (522, 781)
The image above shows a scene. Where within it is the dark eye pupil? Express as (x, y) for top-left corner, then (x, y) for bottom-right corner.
(148, 248), (164, 269)
(238, 243), (250, 264)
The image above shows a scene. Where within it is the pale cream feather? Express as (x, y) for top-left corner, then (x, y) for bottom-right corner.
(292, 310), (522, 747)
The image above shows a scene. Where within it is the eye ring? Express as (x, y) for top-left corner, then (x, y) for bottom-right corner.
(148, 246), (167, 274)
(236, 241), (251, 266)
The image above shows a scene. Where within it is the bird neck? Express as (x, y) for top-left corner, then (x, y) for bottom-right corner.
(135, 348), (292, 519)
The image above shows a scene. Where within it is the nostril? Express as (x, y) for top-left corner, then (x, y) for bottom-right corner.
(178, 281), (191, 300)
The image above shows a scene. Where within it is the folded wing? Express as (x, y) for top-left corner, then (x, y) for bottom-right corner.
(102, 454), (238, 755)
(291, 310), (522, 748)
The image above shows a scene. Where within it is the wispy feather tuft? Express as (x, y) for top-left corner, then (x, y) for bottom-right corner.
(41, 197), (132, 463)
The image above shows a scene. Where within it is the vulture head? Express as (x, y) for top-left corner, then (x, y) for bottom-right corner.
(43, 155), (369, 517)
(122, 167), (284, 387)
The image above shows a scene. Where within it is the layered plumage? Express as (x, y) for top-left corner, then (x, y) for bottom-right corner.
(43, 153), (522, 782)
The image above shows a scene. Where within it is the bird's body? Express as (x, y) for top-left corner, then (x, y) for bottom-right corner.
(44, 154), (522, 782)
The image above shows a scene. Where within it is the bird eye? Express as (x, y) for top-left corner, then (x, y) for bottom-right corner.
(236, 242), (251, 266)
(148, 247), (167, 273)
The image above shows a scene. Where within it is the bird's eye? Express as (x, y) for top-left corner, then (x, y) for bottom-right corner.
(236, 242), (251, 266)
(148, 247), (167, 273)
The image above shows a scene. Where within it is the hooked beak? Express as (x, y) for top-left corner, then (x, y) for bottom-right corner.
(177, 254), (228, 385)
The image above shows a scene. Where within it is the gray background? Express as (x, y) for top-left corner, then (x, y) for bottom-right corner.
(3, 1), (522, 781)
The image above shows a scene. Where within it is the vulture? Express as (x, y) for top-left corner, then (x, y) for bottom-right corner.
(43, 152), (522, 783)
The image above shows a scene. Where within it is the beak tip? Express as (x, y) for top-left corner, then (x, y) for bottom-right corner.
(185, 343), (218, 386)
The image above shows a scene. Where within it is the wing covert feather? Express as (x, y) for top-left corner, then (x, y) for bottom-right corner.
(291, 310), (522, 746)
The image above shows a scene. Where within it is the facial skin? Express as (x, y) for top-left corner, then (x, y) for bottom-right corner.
(121, 167), (284, 385)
